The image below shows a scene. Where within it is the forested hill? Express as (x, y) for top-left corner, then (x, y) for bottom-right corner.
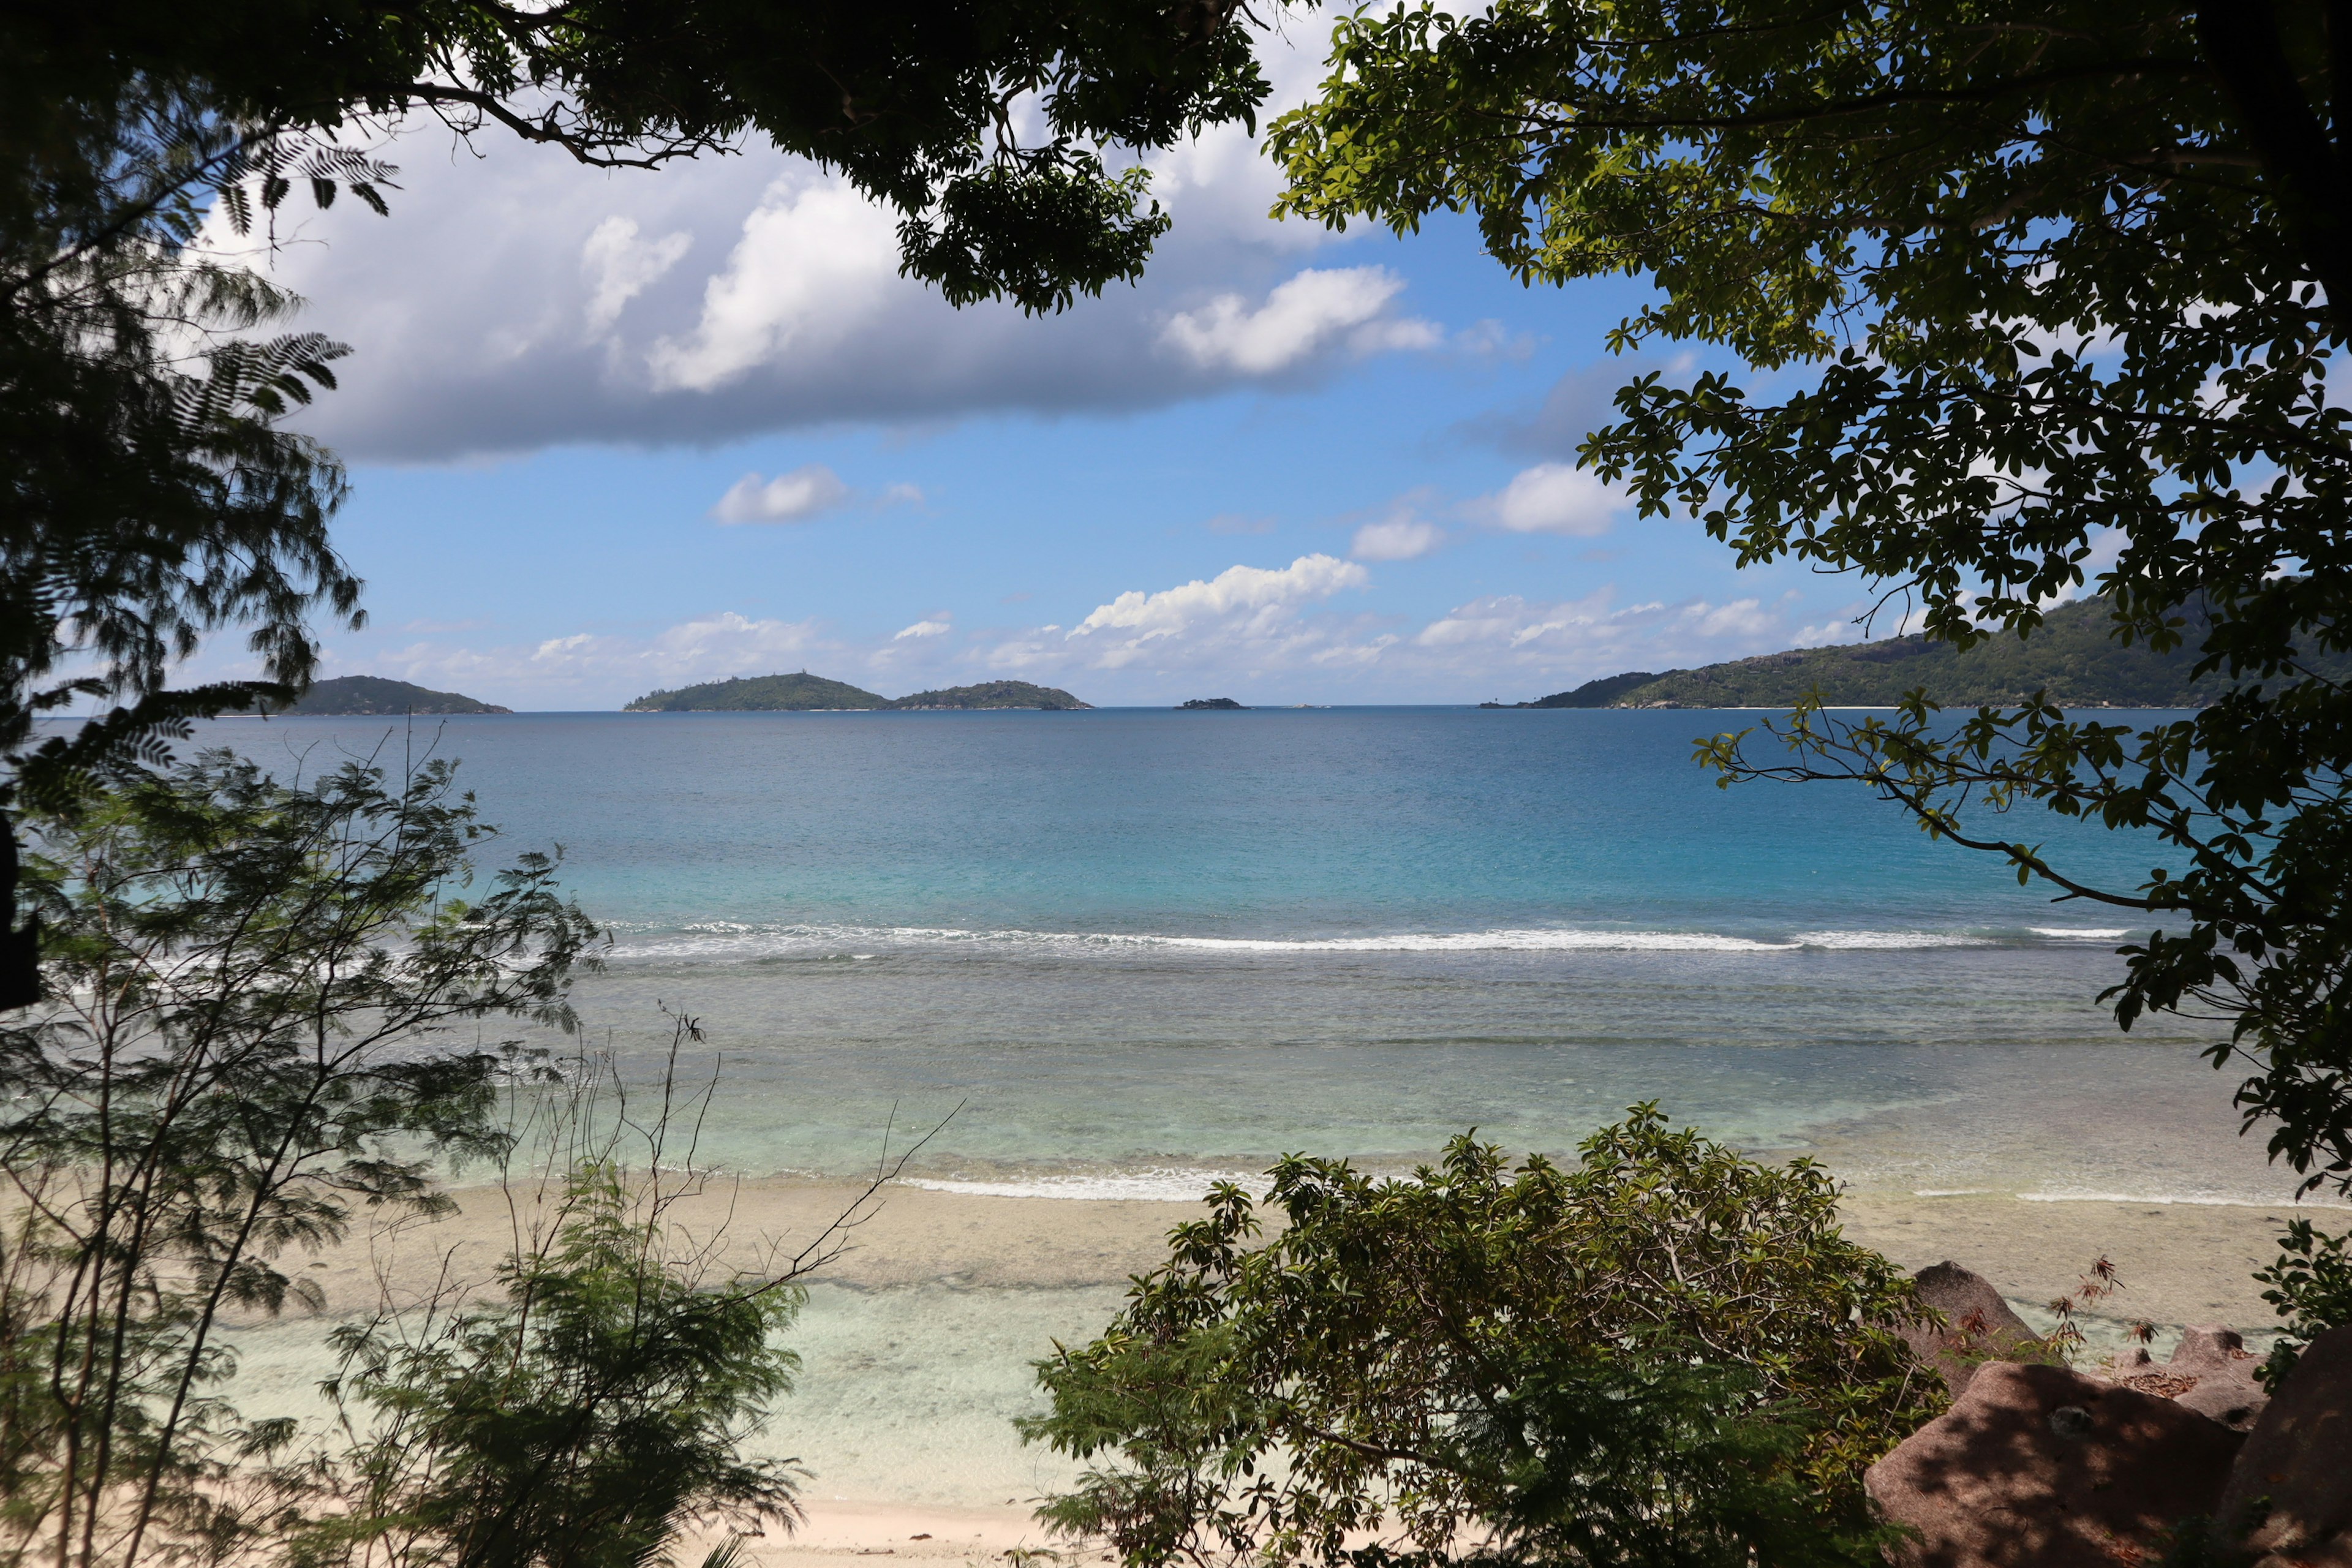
(625, 673), (888, 710)
(1502, 597), (2348, 710)
(624, 674), (1091, 710)
(279, 676), (511, 715)
(888, 681), (1090, 709)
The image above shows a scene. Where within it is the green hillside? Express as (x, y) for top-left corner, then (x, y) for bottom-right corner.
(279, 676), (511, 715)
(624, 673), (888, 711)
(886, 681), (1089, 710)
(1501, 597), (2345, 710)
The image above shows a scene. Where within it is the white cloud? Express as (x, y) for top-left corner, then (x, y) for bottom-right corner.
(1068, 554), (1370, 663)
(1479, 464), (1634, 537)
(648, 172), (903, 393)
(581, 216), (692, 334)
(710, 464), (853, 523)
(352, 610), (830, 706)
(1161, 267), (1439, 375)
(221, 24), (1443, 461)
(1351, 516), (1446, 562)
(1684, 598), (1773, 638)
(301, 575), (1830, 708)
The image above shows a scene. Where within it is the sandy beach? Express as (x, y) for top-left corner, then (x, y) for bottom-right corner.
(224, 1167), (2335, 1568)
(292, 1172), (2316, 1323)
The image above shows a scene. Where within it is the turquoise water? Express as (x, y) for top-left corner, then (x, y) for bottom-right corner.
(183, 706), (2284, 1203)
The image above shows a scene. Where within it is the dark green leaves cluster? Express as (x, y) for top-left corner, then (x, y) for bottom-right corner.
(9, 1), (1271, 316)
(1025, 1110), (1934, 1568)
(1273, 1), (2352, 1193)
(2253, 1217), (2352, 1392)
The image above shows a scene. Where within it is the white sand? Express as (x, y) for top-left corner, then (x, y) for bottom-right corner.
(241, 1172), (2329, 1560)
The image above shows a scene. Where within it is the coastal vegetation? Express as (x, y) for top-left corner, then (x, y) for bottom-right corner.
(624, 675), (1088, 711)
(1495, 597), (2350, 710)
(272, 676), (511, 715)
(1027, 1112), (1931, 1568)
(0, 752), (875, 1568)
(1175, 698), (1246, 710)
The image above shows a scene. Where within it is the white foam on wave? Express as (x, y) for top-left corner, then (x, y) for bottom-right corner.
(1151, 929), (1800, 954)
(606, 921), (1806, 959)
(899, 1167), (1245, 1202)
(603, 919), (2120, 963)
(2028, 927), (2132, 940)
(2018, 1190), (2352, 1210)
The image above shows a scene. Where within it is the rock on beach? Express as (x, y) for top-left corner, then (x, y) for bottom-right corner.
(1866, 1360), (2242, 1567)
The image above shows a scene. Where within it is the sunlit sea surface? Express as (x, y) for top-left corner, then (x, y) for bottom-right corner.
(181, 704), (2280, 1205)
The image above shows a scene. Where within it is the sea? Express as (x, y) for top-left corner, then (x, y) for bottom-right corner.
(181, 706), (2310, 1505)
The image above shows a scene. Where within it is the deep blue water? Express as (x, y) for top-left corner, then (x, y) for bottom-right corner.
(170, 707), (2286, 1202)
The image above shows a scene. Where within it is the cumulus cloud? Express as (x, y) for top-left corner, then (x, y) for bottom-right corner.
(711, 464), (853, 522)
(894, 617), (952, 640)
(1065, 554), (1370, 668)
(1477, 463), (1635, 537)
(1351, 516), (1446, 562)
(582, 216), (692, 334)
(1160, 267), (1439, 375)
(300, 572), (1831, 708)
(222, 26), (1441, 461)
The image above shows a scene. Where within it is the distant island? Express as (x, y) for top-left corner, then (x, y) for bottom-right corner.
(624, 673), (1090, 712)
(888, 680), (1090, 710)
(272, 676), (511, 715)
(1177, 698), (1247, 710)
(1485, 596), (2350, 710)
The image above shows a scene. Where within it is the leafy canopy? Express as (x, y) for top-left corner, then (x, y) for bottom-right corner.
(1273, 1), (2352, 1194)
(1025, 1110), (1934, 1568)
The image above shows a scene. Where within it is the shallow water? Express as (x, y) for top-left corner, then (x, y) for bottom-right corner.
(176, 706), (2270, 1203)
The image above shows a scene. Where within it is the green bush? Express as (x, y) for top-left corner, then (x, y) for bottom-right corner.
(1023, 1109), (1939, 1568)
(2255, 1219), (2352, 1392)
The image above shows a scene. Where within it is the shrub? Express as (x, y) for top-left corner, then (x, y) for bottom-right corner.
(2255, 1219), (2352, 1392)
(1023, 1108), (1939, 1568)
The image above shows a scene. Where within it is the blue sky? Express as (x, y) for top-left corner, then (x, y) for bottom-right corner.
(198, 28), (1887, 710)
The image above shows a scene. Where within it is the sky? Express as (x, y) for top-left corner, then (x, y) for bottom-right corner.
(197, 24), (1893, 711)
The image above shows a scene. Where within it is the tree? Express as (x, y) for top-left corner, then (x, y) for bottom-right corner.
(1024, 1111), (1932, 1568)
(1, 0), (1275, 1008)
(1270, 1), (2352, 1194)
(0, 745), (598, 1568)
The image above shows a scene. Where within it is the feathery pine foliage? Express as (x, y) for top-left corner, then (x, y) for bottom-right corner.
(1273, 1), (2352, 1194)
(0, 74), (388, 1006)
(0, 748), (597, 1568)
(1023, 1110), (1934, 1568)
